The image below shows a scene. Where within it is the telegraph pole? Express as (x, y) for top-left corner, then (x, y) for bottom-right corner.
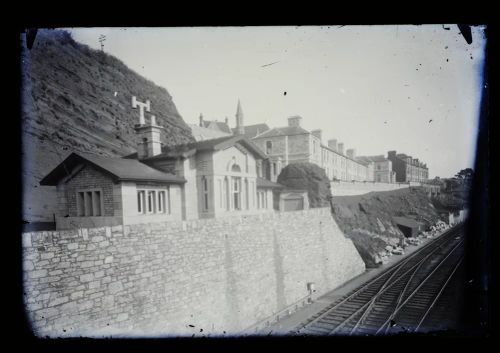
(98, 35), (106, 51)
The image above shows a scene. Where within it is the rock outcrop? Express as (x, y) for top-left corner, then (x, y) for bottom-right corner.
(277, 162), (332, 208)
(21, 30), (195, 223)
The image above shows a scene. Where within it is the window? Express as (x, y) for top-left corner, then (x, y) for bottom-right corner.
(219, 179), (223, 208)
(138, 188), (170, 214)
(77, 192), (85, 216)
(167, 187), (171, 214)
(273, 163), (277, 176)
(158, 191), (165, 213)
(233, 177), (241, 210)
(202, 177), (209, 211)
(92, 191), (101, 216)
(266, 141), (272, 154)
(147, 190), (156, 213)
(257, 191), (267, 209)
(245, 179), (249, 210)
(224, 178), (229, 210)
(251, 181), (255, 207)
(137, 190), (145, 213)
(77, 189), (103, 217)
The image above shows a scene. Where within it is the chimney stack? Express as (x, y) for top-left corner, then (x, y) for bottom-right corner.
(132, 96), (151, 126)
(225, 117), (229, 125)
(133, 97), (164, 159)
(346, 148), (356, 159)
(388, 150), (396, 158)
(311, 129), (322, 141)
(328, 139), (337, 151)
(288, 116), (302, 127)
(337, 143), (344, 155)
(199, 113), (204, 127)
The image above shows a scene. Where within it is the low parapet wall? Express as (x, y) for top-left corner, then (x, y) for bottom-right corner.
(331, 181), (412, 196)
(22, 207), (365, 337)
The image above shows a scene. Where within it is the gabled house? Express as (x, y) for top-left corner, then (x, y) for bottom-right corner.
(40, 152), (186, 230)
(39, 97), (296, 230)
(126, 134), (283, 220)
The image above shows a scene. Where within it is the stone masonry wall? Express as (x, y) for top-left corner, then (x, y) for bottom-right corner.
(64, 165), (115, 217)
(22, 208), (365, 337)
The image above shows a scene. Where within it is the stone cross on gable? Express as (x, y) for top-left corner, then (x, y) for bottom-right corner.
(132, 96), (151, 125)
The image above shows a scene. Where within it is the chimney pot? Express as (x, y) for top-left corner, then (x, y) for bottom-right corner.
(288, 116), (302, 127)
(328, 139), (337, 151)
(338, 143), (344, 155)
(311, 129), (322, 141)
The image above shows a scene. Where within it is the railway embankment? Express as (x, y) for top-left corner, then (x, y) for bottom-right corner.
(330, 187), (442, 267)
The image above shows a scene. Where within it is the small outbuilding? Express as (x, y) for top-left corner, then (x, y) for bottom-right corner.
(392, 216), (424, 238)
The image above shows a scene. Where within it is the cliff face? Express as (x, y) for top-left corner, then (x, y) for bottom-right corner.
(331, 187), (441, 267)
(21, 30), (195, 223)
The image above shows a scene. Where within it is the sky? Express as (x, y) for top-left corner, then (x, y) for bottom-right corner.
(67, 25), (487, 179)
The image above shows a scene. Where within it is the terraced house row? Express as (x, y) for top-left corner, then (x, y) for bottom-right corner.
(196, 101), (429, 184)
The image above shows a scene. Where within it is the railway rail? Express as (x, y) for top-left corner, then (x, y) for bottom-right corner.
(293, 224), (465, 336)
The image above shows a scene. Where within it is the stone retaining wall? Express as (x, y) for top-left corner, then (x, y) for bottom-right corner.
(22, 207), (365, 337)
(331, 181), (412, 196)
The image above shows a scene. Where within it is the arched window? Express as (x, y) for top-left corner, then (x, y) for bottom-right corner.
(231, 164), (241, 172)
(266, 141), (272, 154)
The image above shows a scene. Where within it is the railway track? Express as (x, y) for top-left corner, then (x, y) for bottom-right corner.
(293, 224), (465, 336)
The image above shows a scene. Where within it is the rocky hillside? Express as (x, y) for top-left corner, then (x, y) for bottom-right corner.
(331, 187), (441, 267)
(21, 30), (195, 224)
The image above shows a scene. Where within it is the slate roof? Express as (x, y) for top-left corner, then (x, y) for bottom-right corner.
(189, 124), (231, 141)
(320, 144), (365, 164)
(357, 155), (388, 163)
(40, 152), (186, 186)
(231, 123), (270, 139)
(393, 216), (422, 229)
(202, 120), (232, 134)
(142, 134), (268, 161)
(256, 177), (284, 189)
(355, 159), (370, 166)
(253, 126), (310, 139)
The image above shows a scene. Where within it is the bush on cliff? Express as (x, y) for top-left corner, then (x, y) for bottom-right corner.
(277, 162), (332, 208)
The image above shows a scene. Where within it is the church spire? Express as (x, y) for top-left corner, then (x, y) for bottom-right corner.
(235, 99), (244, 135)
